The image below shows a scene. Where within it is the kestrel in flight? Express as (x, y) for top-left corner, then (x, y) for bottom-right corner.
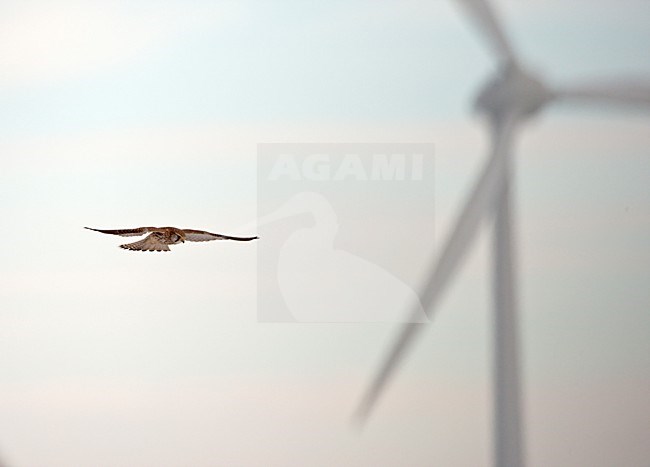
(85, 226), (258, 252)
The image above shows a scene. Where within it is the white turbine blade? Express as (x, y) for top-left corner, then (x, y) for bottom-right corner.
(554, 78), (650, 108)
(354, 323), (423, 424)
(454, 0), (519, 66)
(354, 115), (519, 424)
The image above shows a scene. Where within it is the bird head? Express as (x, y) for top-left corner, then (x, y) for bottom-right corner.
(170, 231), (185, 243)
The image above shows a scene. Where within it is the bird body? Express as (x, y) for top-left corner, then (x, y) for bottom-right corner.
(85, 226), (258, 252)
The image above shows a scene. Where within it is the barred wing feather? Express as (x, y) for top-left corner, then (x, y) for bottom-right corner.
(183, 229), (258, 242)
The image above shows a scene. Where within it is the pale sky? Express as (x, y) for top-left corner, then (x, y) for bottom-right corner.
(1, 1), (649, 466)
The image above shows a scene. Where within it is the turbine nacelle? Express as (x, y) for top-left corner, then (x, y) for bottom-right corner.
(475, 64), (551, 121)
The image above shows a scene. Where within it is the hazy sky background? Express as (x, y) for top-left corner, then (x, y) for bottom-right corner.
(1, 1), (649, 466)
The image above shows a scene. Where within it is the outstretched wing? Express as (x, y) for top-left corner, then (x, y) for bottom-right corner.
(85, 227), (155, 237)
(119, 233), (170, 252)
(182, 229), (258, 242)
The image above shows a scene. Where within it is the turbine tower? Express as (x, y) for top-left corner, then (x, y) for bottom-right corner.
(354, 1), (650, 466)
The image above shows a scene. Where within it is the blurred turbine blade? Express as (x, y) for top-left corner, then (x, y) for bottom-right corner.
(354, 114), (519, 424)
(354, 323), (423, 424)
(554, 78), (650, 108)
(454, 0), (519, 66)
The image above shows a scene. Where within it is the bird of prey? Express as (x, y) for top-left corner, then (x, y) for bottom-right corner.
(85, 226), (258, 252)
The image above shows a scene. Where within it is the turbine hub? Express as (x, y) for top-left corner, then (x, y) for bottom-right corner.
(475, 65), (551, 120)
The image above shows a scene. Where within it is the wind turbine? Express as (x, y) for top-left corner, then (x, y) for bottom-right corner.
(354, 1), (650, 466)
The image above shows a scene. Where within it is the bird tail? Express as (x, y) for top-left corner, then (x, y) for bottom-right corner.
(120, 237), (170, 252)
